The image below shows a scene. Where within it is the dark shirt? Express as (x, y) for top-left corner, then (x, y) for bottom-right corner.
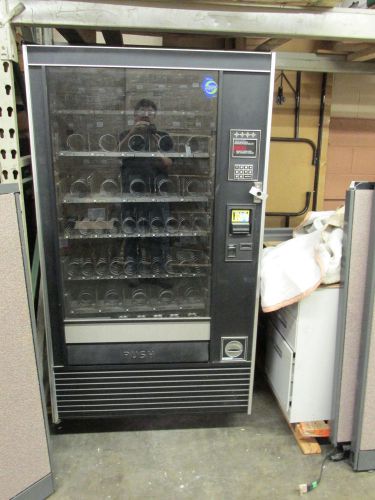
(119, 125), (172, 191)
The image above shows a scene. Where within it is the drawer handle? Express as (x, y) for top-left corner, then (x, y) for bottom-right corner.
(272, 342), (282, 358)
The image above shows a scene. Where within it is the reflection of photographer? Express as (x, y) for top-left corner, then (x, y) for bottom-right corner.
(119, 99), (172, 167)
(120, 99), (173, 195)
(119, 99), (174, 259)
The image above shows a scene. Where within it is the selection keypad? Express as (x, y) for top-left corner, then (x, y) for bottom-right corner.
(228, 129), (261, 182)
(234, 164), (253, 180)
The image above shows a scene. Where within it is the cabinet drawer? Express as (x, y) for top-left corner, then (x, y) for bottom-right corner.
(265, 325), (294, 415)
(271, 305), (298, 351)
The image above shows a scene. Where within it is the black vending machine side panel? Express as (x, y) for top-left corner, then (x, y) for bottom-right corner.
(210, 70), (272, 362)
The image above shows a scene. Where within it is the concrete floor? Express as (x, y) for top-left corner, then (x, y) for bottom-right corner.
(49, 376), (375, 500)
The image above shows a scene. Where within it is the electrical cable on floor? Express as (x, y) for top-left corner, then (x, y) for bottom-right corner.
(298, 448), (345, 495)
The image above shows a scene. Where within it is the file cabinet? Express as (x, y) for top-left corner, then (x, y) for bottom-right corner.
(265, 286), (339, 423)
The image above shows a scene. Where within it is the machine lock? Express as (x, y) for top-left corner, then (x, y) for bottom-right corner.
(249, 182), (267, 204)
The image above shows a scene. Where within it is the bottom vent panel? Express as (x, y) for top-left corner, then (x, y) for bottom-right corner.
(55, 366), (251, 416)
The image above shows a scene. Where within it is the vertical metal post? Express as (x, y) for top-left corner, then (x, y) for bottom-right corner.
(294, 71), (301, 139)
(0, 1), (30, 255)
(0, 57), (22, 183)
(312, 72), (327, 210)
(0, 2), (22, 184)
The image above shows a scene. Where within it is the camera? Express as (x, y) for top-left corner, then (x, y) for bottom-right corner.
(122, 123), (173, 153)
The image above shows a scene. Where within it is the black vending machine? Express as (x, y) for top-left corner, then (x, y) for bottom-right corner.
(24, 46), (274, 421)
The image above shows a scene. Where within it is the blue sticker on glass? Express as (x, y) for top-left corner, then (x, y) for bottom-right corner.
(202, 77), (218, 98)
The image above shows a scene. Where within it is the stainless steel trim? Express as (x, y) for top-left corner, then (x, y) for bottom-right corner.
(28, 62), (270, 74)
(56, 371), (247, 380)
(59, 398), (248, 407)
(23, 45), (59, 424)
(58, 404), (248, 412)
(27, 45), (271, 56)
(58, 394), (248, 402)
(56, 379), (249, 386)
(57, 389), (248, 396)
(64, 316), (211, 323)
(56, 384), (249, 391)
(59, 152), (209, 159)
(65, 321), (210, 342)
(55, 367), (249, 373)
(248, 51), (276, 415)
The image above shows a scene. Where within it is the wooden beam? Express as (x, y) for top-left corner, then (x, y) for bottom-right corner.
(333, 41), (373, 53)
(256, 38), (291, 51)
(122, 34), (163, 47)
(163, 34), (226, 50)
(347, 46), (375, 62)
(102, 30), (123, 47)
(77, 29), (96, 44)
(56, 28), (96, 44)
(277, 52), (375, 74)
(235, 37), (270, 51)
(316, 41), (374, 56)
(291, 423), (322, 455)
(315, 41), (337, 55)
(224, 38), (235, 50)
(56, 28), (85, 44)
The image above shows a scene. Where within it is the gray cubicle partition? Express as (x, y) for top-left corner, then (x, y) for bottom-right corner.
(0, 184), (54, 499)
(331, 181), (375, 471)
(351, 188), (375, 471)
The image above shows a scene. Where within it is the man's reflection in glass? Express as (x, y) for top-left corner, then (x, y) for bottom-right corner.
(119, 99), (174, 305)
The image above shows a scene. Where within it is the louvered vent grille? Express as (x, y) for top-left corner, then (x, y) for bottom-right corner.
(55, 366), (250, 416)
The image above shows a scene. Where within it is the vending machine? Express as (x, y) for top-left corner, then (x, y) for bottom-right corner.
(24, 45), (274, 421)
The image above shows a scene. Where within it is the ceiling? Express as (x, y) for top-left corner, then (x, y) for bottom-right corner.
(9, 0), (375, 64)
